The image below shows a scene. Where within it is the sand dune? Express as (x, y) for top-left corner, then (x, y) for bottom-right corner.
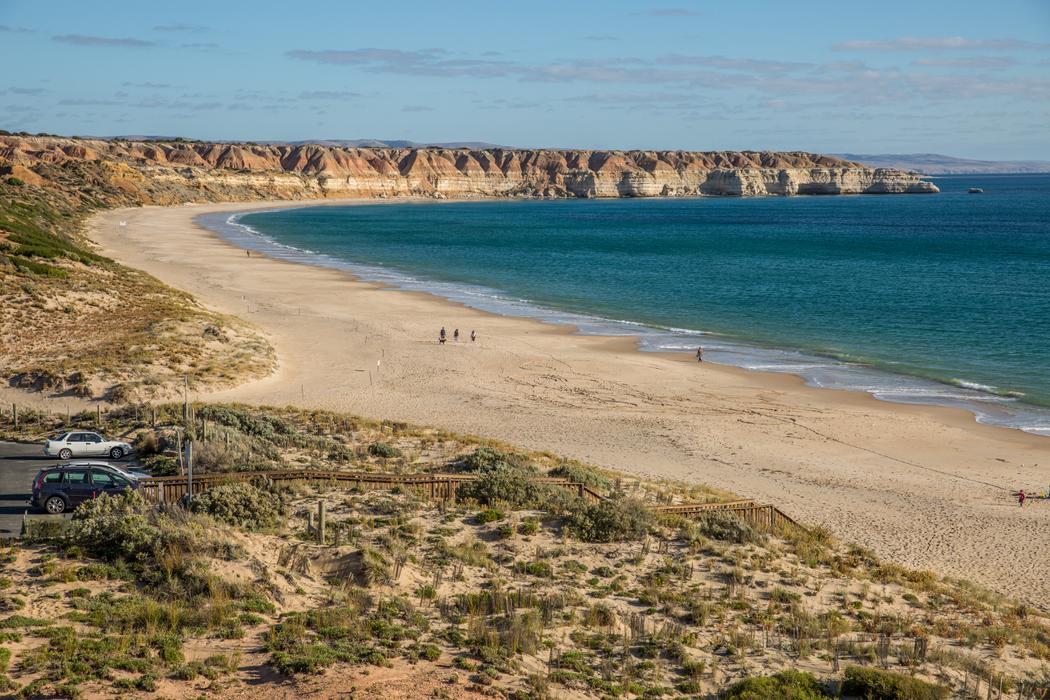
(91, 200), (1049, 607)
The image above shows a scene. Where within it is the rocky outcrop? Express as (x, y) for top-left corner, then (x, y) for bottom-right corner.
(0, 135), (939, 201)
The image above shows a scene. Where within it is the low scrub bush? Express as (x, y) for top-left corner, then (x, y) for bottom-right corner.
(841, 666), (949, 700)
(696, 511), (764, 545)
(454, 447), (532, 473)
(549, 462), (612, 491)
(188, 480), (285, 530)
(195, 404), (296, 443)
(517, 517), (539, 536)
(565, 498), (653, 543)
(368, 441), (401, 458)
(475, 508), (505, 524)
(721, 669), (831, 699)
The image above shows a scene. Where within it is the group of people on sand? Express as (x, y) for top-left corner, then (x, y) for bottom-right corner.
(439, 327), (475, 344)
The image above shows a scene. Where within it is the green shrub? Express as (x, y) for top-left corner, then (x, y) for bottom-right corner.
(368, 442), (401, 458)
(455, 447), (530, 472)
(458, 463), (579, 515)
(5, 177), (24, 187)
(188, 480), (285, 530)
(722, 669), (831, 699)
(516, 561), (553, 578)
(494, 523), (515, 540)
(566, 498), (653, 543)
(140, 453), (178, 476)
(841, 666), (949, 700)
(360, 548), (392, 586)
(517, 518), (539, 536)
(549, 462), (611, 491)
(195, 404), (296, 442)
(475, 508), (505, 524)
(696, 511), (763, 545)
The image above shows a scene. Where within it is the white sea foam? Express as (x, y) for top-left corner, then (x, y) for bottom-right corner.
(198, 209), (1050, 440)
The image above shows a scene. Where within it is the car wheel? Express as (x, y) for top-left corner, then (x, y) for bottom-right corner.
(109, 447), (124, 460)
(58, 448), (72, 460)
(44, 496), (67, 514)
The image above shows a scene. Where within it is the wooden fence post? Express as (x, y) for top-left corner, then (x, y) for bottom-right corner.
(186, 440), (194, 495)
(96, 404), (102, 427)
(12, 403), (17, 430)
(318, 501), (326, 545)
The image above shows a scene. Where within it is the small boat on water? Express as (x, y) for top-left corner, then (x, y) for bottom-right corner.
(968, 187), (983, 194)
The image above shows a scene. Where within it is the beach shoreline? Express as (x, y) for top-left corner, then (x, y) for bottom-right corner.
(90, 198), (1049, 606)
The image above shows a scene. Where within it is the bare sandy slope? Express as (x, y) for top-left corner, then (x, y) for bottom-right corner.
(91, 201), (1049, 606)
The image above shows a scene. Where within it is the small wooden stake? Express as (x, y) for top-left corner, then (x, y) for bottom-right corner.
(318, 501), (327, 544)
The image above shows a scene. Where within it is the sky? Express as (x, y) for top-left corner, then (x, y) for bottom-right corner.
(1, 0), (1049, 159)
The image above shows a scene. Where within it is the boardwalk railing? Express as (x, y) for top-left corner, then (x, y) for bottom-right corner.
(138, 469), (604, 505)
(651, 500), (802, 530)
(138, 469), (801, 531)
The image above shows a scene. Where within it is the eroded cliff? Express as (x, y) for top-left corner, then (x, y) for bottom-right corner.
(1, 135), (939, 201)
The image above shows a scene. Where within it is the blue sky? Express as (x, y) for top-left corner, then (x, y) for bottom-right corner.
(1, 0), (1048, 159)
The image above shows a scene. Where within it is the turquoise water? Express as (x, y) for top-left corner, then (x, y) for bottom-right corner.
(201, 174), (1050, 436)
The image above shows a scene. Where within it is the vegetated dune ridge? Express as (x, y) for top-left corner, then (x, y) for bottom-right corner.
(1, 134), (939, 199)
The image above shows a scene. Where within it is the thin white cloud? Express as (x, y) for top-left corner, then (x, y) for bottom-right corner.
(53, 34), (156, 48)
(298, 90), (363, 100)
(835, 36), (1050, 51)
(153, 23), (209, 33)
(283, 45), (1050, 106)
(912, 56), (1018, 68)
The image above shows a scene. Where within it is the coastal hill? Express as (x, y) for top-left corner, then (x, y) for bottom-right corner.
(2, 134), (938, 200)
(837, 152), (1050, 175)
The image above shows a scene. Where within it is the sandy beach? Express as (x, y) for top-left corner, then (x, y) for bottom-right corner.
(91, 199), (1049, 606)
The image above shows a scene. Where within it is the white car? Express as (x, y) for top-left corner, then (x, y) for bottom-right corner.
(44, 431), (133, 461)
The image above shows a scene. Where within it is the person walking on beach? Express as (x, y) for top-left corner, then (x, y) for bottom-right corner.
(470, 330), (476, 342)
(246, 249), (250, 257)
(696, 346), (704, 363)
(439, 327), (447, 344)
(1019, 489), (1026, 507)
(454, 328), (460, 342)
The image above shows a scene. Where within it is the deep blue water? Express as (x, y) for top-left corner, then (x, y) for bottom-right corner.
(201, 174), (1050, 436)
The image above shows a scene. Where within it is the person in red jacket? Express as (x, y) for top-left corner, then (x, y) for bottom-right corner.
(1019, 489), (1026, 507)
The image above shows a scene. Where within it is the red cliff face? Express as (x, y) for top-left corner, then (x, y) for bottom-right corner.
(0, 135), (939, 201)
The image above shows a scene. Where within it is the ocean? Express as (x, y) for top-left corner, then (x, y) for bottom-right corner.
(198, 174), (1050, 437)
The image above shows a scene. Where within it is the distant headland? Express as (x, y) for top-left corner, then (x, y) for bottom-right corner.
(1, 133), (938, 201)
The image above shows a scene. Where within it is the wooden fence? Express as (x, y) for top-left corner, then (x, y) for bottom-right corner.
(138, 469), (604, 505)
(137, 469), (802, 531)
(651, 499), (802, 530)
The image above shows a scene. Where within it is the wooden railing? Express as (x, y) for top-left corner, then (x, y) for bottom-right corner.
(137, 468), (801, 531)
(651, 499), (802, 530)
(138, 469), (604, 505)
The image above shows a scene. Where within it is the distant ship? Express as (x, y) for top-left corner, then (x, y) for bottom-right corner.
(968, 187), (983, 194)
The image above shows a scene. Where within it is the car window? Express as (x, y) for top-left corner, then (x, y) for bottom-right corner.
(91, 471), (127, 487)
(42, 472), (63, 484)
(64, 470), (89, 484)
(86, 434), (102, 443)
(67, 434), (82, 443)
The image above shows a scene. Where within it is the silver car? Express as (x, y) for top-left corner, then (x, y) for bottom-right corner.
(54, 460), (146, 481)
(44, 431), (133, 461)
